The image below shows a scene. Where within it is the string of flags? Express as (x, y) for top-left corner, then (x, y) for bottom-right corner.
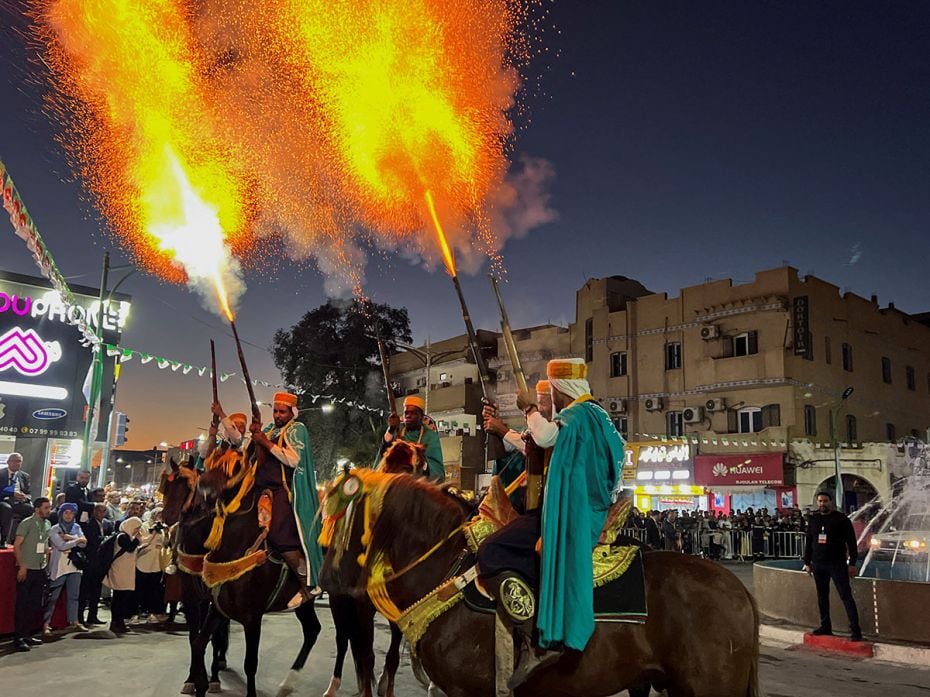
(1, 158), (100, 346)
(102, 343), (386, 416)
(631, 432), (869, 451)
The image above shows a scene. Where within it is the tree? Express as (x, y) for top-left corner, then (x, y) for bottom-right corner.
(272, 299), (412, 480)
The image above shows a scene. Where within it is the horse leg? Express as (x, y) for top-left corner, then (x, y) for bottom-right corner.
(348, 601), (376, 697)
(243, 621), (262, 697)
(209, 617), (230, 680)
(277, 601), (322, 697)
(324, 596), (353, 697)
(377, 622), (403, 697)
(190, 607), (225, 697)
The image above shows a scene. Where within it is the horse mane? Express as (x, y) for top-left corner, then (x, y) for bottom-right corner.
(368, 475), (468, 570)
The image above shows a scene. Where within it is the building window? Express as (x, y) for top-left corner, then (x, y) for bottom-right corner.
(439, 372), (449, 382)
(842, 343), (853, 372)
(612, 416), (628, 439)
(846, 414), (858, 443)
(736, 407), (763, 433)
(732, 331), (759, 357)
(665, 342), (682, 370)
(881, 357), (892, 384)
(824, 337), (832, 365)
(804, 405), (817, 436)
(906, 366), (916, 391)
(667, 411), (683, 437)
(610, 351), (628, 377)
(584, 318), (594, 363)
(886, 423), (897, 442)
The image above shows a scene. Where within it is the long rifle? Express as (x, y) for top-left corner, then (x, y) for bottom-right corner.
(376, 333), (398, 417)
(489, 275), (528, 394)
(229, 319), (261, 423)
(210, 339), (219, 428)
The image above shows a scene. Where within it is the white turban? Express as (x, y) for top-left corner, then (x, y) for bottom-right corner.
(547, 357), (591, 402)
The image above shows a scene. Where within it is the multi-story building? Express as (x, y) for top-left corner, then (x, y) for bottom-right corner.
(571, 266), (930, 512)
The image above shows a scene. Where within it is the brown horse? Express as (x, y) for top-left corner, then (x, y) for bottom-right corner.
(321, 472), (762, 697)
(159, 459), (230, 695)
(162, 453), (322, 697)
(325, 440), (427, 697)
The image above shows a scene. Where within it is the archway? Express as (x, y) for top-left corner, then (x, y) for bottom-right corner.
(816, 474), (879, 514)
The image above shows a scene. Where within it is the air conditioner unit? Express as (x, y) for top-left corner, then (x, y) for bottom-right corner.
(416, 377), (427, 388)
(644, 397), (664, 412)
(608, 399), (627, 414)
(683, 406), (704, 424)
(705, 398), (727, 412)
(700, 324), (720, 340)
(441, 381), (451, 388)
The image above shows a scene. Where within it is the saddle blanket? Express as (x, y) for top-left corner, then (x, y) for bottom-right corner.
(464, 547), (648, 624)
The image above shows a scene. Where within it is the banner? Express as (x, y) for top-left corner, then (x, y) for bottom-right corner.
(694, 453), (784, 487)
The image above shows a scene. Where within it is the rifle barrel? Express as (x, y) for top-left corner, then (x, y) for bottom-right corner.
(489, 276), (528, 394)
(229, 319), (261, 422)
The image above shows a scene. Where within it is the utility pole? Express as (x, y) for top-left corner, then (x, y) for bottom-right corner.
(82, 251), (109, 477)
(830, 387), (855, 511)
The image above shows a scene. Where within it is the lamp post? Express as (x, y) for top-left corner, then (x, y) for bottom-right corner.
(392, 339), (468, 414)
(829, 386), (855, 511)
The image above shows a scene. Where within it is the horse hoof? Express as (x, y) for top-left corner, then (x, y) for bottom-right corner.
(277, 669), (300, 697)
(180, 684), (195, 695)
(208, 682), (221, 693)
(321, 676), (341, 697)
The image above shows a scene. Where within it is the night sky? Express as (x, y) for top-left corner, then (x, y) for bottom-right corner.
(2, 1), (929, 449)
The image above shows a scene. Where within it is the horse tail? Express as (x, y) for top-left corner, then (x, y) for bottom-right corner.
(746, 588), (765, 697)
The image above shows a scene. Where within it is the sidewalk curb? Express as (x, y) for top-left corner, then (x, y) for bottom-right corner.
(759, 624), (930, 665)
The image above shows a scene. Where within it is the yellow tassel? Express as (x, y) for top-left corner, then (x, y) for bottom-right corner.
(205, 515), (225, 551)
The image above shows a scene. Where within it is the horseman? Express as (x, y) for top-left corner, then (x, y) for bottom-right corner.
(379, 395), (444, 481)
(482, 379), (556, 507)
(195, 403), (249, 471)
(477, 358), (623, 689)
(248, 392), (324, 605)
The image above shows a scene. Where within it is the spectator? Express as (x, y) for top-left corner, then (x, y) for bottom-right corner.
(48, 493), (67, 525)
(136, 509), (169, 623)
(80, 503), (113, 626)
(1, 452), (33, 548)
(644, 510), (661, 548)
(65, 470), (97, 525)
(662, 510), (679, 551)
(105, 492), (122, 521)
(43, 502), (88, 633)
(12, 497), (52, 652)
(105, 516), (143, 634)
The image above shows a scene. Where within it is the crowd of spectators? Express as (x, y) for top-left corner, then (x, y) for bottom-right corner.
(625, 505), (813, 559)
(3, 457), (175, 652)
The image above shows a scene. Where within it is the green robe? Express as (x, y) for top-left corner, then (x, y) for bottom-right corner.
(264, 420), (324, 586)
(537, 397), (623, 651)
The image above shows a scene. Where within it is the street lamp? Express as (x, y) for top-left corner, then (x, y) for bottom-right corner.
(321, 403), (335, 414)
(830, 387), (855, 510)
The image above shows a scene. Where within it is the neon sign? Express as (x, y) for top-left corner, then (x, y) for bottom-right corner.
(0, 327), (62, 376)
(0, 291), (130, 331)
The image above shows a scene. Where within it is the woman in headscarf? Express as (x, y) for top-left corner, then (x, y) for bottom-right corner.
(43, 502), (87, 632)
(104, 516), (143, 634)
(136, 507), (168, 623)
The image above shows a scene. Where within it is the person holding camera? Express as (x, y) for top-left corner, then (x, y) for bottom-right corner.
(42, 502), (88, 633)
(136, 508), (168, 623)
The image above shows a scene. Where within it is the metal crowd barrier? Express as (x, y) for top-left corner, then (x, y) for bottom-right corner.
(620, 527), (806, 561)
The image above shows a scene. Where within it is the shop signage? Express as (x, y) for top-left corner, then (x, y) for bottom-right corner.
(0, 271), (129, 439)
(793, 296), (811, 358)
(694, 453), (784, 487)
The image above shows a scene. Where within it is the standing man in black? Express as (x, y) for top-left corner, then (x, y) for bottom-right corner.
(65, 470), (96, 526)
(644, 510), (662, 549)
(1, 453), (33, 548)
(803, 491), (862, 641)
(79, 503), (113, 625)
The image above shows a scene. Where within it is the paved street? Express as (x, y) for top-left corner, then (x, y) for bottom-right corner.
(2, 598), (929, 697)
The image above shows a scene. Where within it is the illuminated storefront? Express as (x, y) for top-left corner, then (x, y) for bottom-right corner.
(625, 441), (707, 511)
(0, 270), (130, 493)
(694, 452), (793, 514)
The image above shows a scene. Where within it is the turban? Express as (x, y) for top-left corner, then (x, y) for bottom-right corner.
(58, 502), (78, 516)
(228, 412), (247, 423)
(273, 392), (298, 408)
(535, 379), (550, 395)
(547, 357), (591, 401)
(403, 395), (426, 412)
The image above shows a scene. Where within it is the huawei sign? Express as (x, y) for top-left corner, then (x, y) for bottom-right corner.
(712, 463), (729, 477)
(695, 453), (784, 487)
(0, 326), (62, 377)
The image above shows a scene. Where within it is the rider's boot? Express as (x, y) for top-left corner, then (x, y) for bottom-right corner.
(280, 550), (320, 608)
(486, 572), (562, 690)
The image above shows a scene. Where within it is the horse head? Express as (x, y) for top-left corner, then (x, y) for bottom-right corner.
(378, 440), (427, 475)
(319, 469), (469, 609)
(160, 458), (200, 526)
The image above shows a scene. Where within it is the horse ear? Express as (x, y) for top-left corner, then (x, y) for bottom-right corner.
(170, 458), (179, 471)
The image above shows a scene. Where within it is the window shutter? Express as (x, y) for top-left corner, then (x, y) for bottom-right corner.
(761, 403), (781, 428)
(748, 331), (759, 355)
(727, 409), (738, 433)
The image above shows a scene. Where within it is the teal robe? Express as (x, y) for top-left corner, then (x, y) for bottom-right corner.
(264, 420), (324, 586)
(537, 398), (623, 651)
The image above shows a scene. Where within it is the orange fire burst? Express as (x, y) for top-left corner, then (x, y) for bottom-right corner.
(36, 0), (251, 316)
(424, 190), (456, 277)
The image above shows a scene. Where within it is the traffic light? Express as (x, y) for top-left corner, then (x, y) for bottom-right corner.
(114, 412), (130, 446)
